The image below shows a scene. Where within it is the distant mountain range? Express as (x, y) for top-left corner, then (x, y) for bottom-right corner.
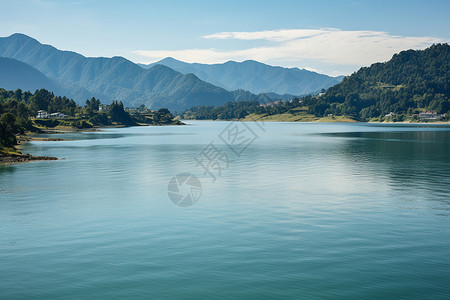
(141, 58), (343, 95)
(0, 33), (342, 111)
(0, 57), (58, 93)
(0, 34), (237, 111)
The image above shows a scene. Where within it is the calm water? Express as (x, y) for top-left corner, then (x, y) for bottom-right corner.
(1, 121), (449, 299)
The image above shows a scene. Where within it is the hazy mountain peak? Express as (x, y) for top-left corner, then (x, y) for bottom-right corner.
(0, 57), (57, 92)
(145, 57), (343, 95)
(241, 59), (260, 64)
(223, 60), (238, 65)
(7, 33), (38, 42)
(159, 57), (181, 63)
(111, 56), (128, 61)
(149, 63), (180, 73)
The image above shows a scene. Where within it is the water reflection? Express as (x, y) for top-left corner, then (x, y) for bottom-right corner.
(0, 165), (16, 174)
(36, 131), (195, 141)
(322, 130), (450, 145)
(323, 130), (450, 208)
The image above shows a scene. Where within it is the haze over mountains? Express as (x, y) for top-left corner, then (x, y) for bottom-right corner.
(0, 57), (58, 93)
(0, 34), (234, 111)
(142, 58), (343, 95)
(0, 33), (342, 111)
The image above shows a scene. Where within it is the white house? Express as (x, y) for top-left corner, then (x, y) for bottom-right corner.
(99, 104), (110, 112)
(49, 112), (68, 119)
(36, 110), (68, 119)
(385, 112), (395, 118)
(419, 111), (444, 120)
(36, 110), (48, 118)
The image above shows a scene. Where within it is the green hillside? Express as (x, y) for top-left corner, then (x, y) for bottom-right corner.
(303, 44), (449, 121)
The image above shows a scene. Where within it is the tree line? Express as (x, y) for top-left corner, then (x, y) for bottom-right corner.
(0, 88), (177, 150)
(181, 98), (310, 120)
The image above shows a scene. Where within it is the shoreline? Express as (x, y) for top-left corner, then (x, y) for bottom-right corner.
(1, 135), (64, 165)
(1, 127), (94, 165)
(185, 116), (450, 124)
(0, 153), (58, 165)
(1, 122), (182, 165)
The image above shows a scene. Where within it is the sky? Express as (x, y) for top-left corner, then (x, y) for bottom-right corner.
(0, 0), (449, 76)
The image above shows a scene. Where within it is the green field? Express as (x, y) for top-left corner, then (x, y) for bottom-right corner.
(242, 107), (357, 123)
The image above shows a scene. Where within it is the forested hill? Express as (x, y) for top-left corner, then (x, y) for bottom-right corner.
(305, 44), (449, 120)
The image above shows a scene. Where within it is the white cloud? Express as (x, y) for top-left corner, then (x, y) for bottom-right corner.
(203, 29), (330, 42)
(133, 28), (448, 75)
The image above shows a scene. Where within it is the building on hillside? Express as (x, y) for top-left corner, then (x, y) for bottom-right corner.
(126, 106), (153, 114)
(385, 112), (396, 118)
(125, 108), (138, 114)
(137, 106), (152, 114)
(99, 104), (110, 112)
(36, 110), (48, 118)
(36, 110), (67, 119)
(419, 111), (444, 120)
(49, 112), (68, 119)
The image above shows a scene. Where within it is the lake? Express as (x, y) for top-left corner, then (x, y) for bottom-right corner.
(1, 121), (449, 299)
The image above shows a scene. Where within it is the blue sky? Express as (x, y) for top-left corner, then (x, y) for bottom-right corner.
(0, 0), (449, 75)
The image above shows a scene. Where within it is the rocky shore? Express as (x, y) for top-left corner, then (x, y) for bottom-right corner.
(1, 136), (63, 165)
(1, 128), (104, 165)
(0, 153), (58, 164)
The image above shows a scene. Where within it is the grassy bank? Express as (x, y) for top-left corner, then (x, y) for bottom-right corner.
(241, 107), (357, 123)
(241, 106), (448, 123)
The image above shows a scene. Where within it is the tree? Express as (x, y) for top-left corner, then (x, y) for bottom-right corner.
(109, 100), (133, 124)
(0, 113), (19, 147)
(86, 97), (100, 111)
(84, 107), (94, 117)
(14, 89), (23, 101)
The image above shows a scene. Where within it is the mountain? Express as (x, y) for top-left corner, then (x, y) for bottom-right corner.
(142, 57), (343, 95)
(0, 33), (268, 111)
(303, 43), (450, 120)
(0, 57), (59, 93)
